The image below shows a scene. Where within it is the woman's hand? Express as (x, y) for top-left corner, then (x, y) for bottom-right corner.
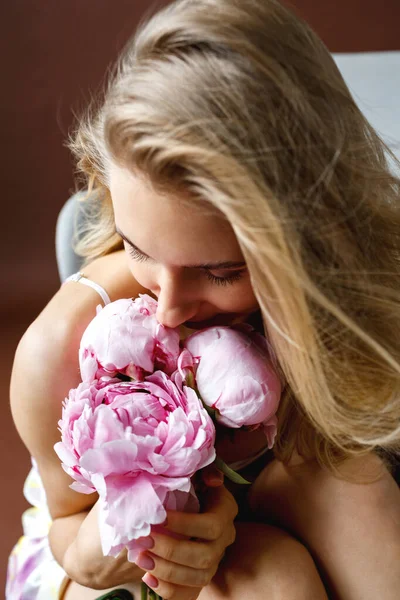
(137, 482), (238, 600)
(62, 501), (145, 590)
(62, 468), (238, 598)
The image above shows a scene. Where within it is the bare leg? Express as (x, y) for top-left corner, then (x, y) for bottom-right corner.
(63, 522), (328, 599)
(201, 522), (328, 600)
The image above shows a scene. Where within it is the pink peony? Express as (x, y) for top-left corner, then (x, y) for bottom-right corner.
(183, 326), (281, 448)
(79, 295), (180, 382)
(54, 371), (215, 561)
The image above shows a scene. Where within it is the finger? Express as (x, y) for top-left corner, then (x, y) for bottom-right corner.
(202, 484), (238, 518)
(165, 487), (238, 540)
(138, 551), (216, 587)
(200, 465), (224, 487)
(149, 530), (232, 569)
(143, 573), (201, 600)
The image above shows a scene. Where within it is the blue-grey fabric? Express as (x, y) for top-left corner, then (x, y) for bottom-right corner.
(55, 192), (87, 282)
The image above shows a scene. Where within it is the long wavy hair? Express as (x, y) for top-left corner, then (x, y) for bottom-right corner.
(68, 0), (400, 471)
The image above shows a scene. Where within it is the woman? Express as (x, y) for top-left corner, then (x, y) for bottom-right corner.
(7, 0), (400, 598)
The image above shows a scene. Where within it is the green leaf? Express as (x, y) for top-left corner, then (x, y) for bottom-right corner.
(190, 386), (218, 423)
(214, 456), (251, 485)
(203, 403), (217, 420)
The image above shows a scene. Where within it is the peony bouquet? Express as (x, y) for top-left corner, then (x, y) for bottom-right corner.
(55, 294), (281, 598)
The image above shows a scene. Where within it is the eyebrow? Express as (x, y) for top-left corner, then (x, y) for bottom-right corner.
(115, 227), (247, 270)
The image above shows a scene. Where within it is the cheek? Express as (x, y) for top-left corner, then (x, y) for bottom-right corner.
(126, 259), (156, 290)
(124, 248), (257, 312)
(210, 280), (258, 313)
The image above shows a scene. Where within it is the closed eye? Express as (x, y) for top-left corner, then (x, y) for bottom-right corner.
(128, 245), (151, 263)
(204, 270), (246, 286)
(126, 242), (246, 286)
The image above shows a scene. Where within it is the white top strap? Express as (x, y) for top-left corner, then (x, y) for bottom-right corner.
(63, 272), (111, 306)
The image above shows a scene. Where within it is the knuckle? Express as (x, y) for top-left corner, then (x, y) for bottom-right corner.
(198, 553), (214, 570)
(214, 546), (225, 564)
(155, 581), (173, 599)
(228, 524), (236, 546)
(199, 568), (213, 586)
(231, 498), (239, 518)
(162, 584), (181, 600)
(207, 518), (222, 540)
(213, 556), (222, 576)
(161, 562), (175, 583)
(226, 496), (239, 520)
(163, 541), (176, 563)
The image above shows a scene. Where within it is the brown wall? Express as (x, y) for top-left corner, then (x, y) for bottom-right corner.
(1, 0), (399, 317)
(1, 0), (399, 593)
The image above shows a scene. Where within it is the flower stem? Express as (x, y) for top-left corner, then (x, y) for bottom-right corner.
(214, 456), (251, 485)
(141, 582), (163, 600)
(141, 582), (148, 600)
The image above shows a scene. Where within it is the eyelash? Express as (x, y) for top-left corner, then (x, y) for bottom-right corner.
(128, 246), (149, 264)
(127, 246), (245, 286)
(204, 270), (244, 286)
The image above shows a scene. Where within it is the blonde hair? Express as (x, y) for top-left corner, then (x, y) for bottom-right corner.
(68, 0), (400, 470)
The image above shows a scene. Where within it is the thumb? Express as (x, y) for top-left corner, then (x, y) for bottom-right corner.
(201, 464), (224, 487)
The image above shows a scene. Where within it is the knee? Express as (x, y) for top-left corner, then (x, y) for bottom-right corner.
(265, 535), (328, 600)
(207, 523), (328, 600)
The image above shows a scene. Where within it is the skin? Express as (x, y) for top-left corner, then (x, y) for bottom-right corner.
(11, 162), (400, 599)
(91, 163), (400, 599)
(108, 163), (260, 330)
(12, 255), (251, 600)
(108, 163), (400, 600)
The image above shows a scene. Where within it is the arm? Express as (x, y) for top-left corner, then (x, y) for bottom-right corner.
(10, 251), (147, 568)
(11, 251), (238, 596)
(50, 502), (145, 589)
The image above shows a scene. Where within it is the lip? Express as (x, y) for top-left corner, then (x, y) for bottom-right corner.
(184, 313), (244, 330)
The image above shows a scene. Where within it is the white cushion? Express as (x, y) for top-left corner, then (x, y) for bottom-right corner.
(333, 52), (400, 161)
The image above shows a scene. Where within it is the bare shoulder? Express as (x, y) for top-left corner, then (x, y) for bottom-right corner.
(248, 456), (400, 598)
(10, 250), (149, 519)
(79, 250), (149, 302)
(248, 452), (400, 530)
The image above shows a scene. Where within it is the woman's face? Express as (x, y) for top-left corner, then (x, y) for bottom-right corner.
(109, 163), (259, 329)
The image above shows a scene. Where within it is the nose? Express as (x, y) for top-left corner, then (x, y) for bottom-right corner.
(155, 268), (200, 329)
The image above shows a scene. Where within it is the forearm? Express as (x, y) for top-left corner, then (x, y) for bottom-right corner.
(49, 510), (90, 569)
(49, 502), (144, 589)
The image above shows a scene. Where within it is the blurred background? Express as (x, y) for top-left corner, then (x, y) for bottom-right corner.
(1, 0), (399, 592)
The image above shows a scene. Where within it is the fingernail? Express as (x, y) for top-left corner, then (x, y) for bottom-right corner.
(137, 553), (155, 571)
(139, 536), (154, 550)
(142, 572), (159, 589)
(206, 473), (224, 485)
(210, 474), (224, 484)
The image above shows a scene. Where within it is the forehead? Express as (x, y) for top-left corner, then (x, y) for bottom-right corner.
(109, 163), (243, 266)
